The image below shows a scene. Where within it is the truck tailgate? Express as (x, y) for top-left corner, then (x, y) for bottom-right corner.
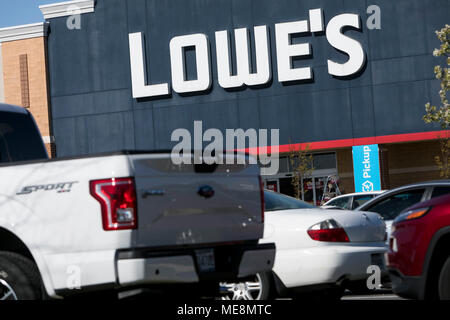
(130, 154), (263, 247)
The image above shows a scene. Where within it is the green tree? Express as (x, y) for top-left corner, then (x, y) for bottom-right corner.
(424, 25), (450, 178)
(288, 143), (314, 199)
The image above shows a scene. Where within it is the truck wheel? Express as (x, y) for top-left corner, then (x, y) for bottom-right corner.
(0, 252), (43, 300)
(438, 256), (450, 300)
(219, 272), (273, 300)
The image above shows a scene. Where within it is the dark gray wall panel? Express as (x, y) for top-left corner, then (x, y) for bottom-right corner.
(368, 0), (430, 60)
(151, 100), (240, 149)
(52, 89), (132, 119)
(133, 108), (155, 150)
(372, 81), (435, 136)
(53, 112), (135, 156)
(371, 55), (435, 86)
(258, 89), (353, 144)
(350, 86), (375, 139)
(237, 98), (261, 131)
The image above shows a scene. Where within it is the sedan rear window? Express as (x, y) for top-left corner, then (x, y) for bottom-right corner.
(352, 195), (374, 209)
(265, 191), (315, 212)
(327, 197), (351, 209)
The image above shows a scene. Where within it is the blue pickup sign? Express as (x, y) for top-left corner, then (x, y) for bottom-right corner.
(352, 144), (382, 193)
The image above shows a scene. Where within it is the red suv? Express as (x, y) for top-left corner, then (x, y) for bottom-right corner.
(387, 194), (450, 299)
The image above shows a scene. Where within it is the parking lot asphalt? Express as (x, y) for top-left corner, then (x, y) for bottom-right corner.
(119, 288), (407, 301)
(342, 292), (406, 300)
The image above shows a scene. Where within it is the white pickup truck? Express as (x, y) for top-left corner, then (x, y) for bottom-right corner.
(0, 103), (275, 300)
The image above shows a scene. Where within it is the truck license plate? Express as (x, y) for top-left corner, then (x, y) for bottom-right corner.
(195, 249), (215, 273)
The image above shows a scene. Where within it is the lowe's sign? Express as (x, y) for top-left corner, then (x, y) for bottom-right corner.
(352, 145), (381, 193)
(128, 8), (366, 99)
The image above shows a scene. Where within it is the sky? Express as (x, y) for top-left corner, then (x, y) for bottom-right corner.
(0, 0), (59, 28)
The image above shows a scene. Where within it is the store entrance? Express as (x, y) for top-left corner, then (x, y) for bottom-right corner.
(300, 175), (341, 206)
(264, 171), (341, 206)
(262, 152), (340, 205)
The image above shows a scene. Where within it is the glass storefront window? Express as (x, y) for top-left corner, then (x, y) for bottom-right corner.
(283, 152), (336, 173)
(279, 177), (296, 197)
(313, 153), (337, 170)
(262, 152), (339, 205)
(302, 178), (314, 204)
(278, 157), (290, 173)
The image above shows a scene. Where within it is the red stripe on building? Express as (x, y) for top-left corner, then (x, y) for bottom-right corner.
(241, 130), (449, 155)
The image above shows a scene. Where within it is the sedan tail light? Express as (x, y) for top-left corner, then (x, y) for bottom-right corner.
(307, 219), (350, 242)
(90, 177), (137, 231)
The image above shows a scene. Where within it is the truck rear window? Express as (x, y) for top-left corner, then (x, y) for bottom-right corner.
(0, 112), (48, 163)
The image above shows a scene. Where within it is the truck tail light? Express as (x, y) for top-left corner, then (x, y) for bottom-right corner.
(259, 176), (265, 223)
(307, 219), (350, 242)
(90, 177), (137, 231)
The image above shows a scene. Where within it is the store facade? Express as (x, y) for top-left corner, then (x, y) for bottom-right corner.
(2, 0), (449, 202)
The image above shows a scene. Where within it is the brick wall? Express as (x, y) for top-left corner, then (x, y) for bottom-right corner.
(0, 43), (4, 103)
(387, 141), (441, 188)
(45, 142), (56, 158)
(336, 148), (355, 194)
(1, 37), (54, 157)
